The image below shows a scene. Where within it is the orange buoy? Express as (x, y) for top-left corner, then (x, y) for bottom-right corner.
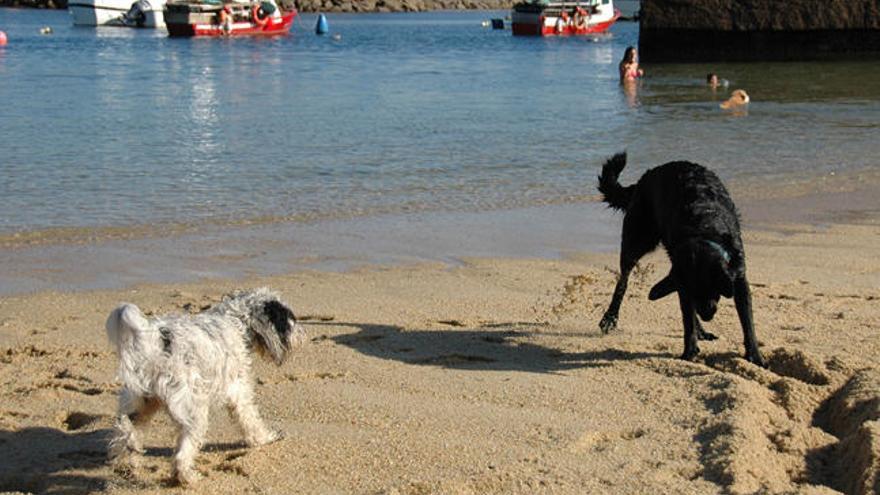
(0, 31), (8, 46)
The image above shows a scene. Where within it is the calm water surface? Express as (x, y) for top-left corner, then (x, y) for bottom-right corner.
(0, 8), (878, 292)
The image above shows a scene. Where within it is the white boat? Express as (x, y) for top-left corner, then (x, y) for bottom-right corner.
(69, 0), (166, 27)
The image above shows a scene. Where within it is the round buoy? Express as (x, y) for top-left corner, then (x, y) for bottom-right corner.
(315, 13), (328, 35)
(0, 31), (7, 47)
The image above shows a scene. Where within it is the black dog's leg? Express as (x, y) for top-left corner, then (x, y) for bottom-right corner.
(599, 259), (635, 333)
(677, 291), (700, 360)
(733, 277), (766, 367)
(600, 204), (659, 334)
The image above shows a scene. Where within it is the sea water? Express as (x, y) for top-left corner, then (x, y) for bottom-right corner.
(0, 8), (878, 293)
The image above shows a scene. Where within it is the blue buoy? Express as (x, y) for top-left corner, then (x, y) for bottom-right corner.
(315, 14), (328, 35)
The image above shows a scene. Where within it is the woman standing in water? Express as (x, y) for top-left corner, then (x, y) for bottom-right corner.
(619, 46), (644, 83)
(619, 46), (643, 107)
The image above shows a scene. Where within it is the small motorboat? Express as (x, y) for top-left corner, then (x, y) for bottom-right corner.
(69, 0), (166, 27)
(511, 0), (620, 36)
(164, 0), (295, 37)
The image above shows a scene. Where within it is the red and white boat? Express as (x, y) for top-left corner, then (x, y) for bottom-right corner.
(511, 0), (619, 36)
(164, 0), (295, 37)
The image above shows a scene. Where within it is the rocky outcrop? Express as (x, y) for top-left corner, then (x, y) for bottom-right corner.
(639, 0), (880, 62)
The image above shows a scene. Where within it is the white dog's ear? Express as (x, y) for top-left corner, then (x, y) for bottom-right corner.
(252, 300), (297, 365)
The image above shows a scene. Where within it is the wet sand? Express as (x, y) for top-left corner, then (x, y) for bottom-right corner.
(1, 199), (878, 493)
(1, 165), (878, 296)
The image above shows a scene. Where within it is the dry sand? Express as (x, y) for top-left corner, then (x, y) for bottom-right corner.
(0, 220), (878, 494)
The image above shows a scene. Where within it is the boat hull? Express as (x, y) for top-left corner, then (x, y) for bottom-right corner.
(69, 0), (130, 25)
(165, 7), (295, 37)
(69, 0), (165, 27)
(512, 2), (619, 36)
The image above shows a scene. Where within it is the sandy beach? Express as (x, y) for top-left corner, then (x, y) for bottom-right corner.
(0, 205), (878, 494)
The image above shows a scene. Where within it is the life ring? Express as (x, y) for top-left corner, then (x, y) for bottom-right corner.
(252, 4), (268, 27)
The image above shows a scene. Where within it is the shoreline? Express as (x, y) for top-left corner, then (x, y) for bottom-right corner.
(3, 161), (880, 250)
(0, 168), (877, 297)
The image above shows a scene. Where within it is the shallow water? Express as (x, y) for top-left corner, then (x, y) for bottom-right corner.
(0, 8), (878, 293)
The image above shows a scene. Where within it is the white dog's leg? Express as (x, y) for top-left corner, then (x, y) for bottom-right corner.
(227, 379), (279, 447)
(109, 387), (152, 463)
(168, 401), (209, 485)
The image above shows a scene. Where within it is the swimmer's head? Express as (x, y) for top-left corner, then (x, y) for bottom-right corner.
(707, 73), (719, 87)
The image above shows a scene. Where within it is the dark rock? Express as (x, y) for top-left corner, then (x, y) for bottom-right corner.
(640, 0), (880, 62)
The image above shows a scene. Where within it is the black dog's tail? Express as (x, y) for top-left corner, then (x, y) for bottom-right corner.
(597, 152), (635, 211)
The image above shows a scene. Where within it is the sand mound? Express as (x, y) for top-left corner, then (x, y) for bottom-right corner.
(817, 370), (880, 438)
(691, 373), (823, 494)
(812, 369), (880, 495)
(767, 348), (831, 386)
(834, 421), (880, 495)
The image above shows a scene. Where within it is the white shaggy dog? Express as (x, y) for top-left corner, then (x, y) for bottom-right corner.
(105, 288), (305, 485)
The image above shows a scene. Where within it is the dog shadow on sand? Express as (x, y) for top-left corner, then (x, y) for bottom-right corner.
(326, 322), (669, 374)
(0, 422), (253, 493)
(0, 426), (112, 494)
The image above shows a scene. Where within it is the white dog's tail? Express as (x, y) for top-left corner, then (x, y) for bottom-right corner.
(106, 303), (151, 351)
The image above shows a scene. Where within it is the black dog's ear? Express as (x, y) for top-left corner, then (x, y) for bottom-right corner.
(649, 273), (677, 300)
(720, 280), (734, 298)
(720, 233), (741, 267)
(718, 269), (735, 298)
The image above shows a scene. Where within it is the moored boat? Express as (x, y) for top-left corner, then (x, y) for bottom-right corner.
(69, 0), (166, 27)
(164, 0), (295, 37)
(511, 0), (619, 36)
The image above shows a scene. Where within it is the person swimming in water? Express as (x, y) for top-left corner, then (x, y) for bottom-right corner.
(707, 73), (720, 88)
(707, 73), (730, 89)
(619, 46), (644, 83)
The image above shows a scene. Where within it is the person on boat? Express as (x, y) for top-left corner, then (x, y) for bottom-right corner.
(619, 46), (644, 83)
(572, 6), (589, 31)
(555, 10), (570, 34)
(218, 4), (233, 35)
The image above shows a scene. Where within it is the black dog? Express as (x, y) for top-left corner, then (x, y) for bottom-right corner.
(597, 152), (765, 367)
